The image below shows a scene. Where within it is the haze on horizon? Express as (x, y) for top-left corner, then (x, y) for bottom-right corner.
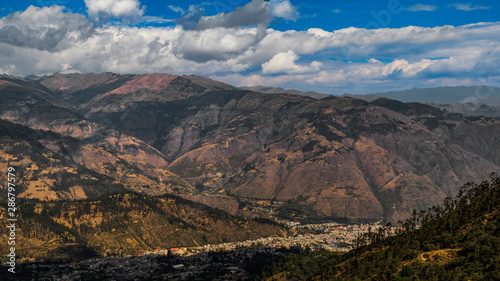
(0, 0), (499, 95)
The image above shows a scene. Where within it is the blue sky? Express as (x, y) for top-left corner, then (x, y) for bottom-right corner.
(0, 0), (499, 94)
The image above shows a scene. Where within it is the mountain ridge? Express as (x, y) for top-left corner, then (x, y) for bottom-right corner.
(1, 73), (500, 223)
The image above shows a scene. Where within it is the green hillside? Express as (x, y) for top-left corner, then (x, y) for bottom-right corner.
(264, 175), (500, 280)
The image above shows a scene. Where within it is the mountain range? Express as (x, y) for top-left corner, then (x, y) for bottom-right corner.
(347, 86), (500, 118)
(369, 86), (500, 106)
(242, 85), (500, 118)
(1, 73), (500, 224)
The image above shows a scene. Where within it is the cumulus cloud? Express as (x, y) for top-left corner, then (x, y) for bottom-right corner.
(84, 0), (145, 24)
(307, 58), (436, 85)
(175, 0), (298, 30)
(423, 49), (499, 77)
(174, 27), (267, 62)
(195, 0), (270, 30)
(0, 5), (93, 52)
(262, 50), (321, 74)
(0, 5), (467, 77)
(449, 3), (490, 11)
(0, 5), (499, 94)
(268, 0), (299, 21)
(406, 4), (438, 12)
(236, 25), (461, 66)
(382, 59), (435, 77)
(175, 5), (205, 30)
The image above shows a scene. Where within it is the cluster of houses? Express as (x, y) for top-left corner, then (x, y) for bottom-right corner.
(5, 222), (400, 280)
(167, 222), (399, 255)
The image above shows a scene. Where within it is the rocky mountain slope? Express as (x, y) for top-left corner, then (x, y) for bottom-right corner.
(0, 118), (195, 201)
(2, 73), (500, 223)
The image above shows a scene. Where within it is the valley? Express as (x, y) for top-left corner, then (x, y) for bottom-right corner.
(1, 1), (499, 279)
(1, 72), (499, 266)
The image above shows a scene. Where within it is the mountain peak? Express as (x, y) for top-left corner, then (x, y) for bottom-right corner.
(105, 73), (179, 95)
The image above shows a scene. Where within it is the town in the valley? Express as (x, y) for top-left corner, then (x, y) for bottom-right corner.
(5, 221), (400, 280)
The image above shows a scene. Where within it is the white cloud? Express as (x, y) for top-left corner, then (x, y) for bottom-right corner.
(382, 59), (435, 77)
(406, 4), (438, 12)
(262, 50), (321, 74)
(268, 0), (299, 21)
(84, 0), (145, 24)
(0, 5), (93, 51)
(174, 27), (267, 62)
(307, 58), (436, 85)
(167, 5), (184, 14)
(368, 58), (382, 63)
(0, 6), (467, 78)
(449, 3), (490, 11)
(141, 16), (174, 24)
(423, 49), (498, 76)
(235, 25), (461, 66)
(1, 5), (499, 94)
(332, 9), (342, 14)
(195, 0), (270, 30)
(175, 0), (299, 30)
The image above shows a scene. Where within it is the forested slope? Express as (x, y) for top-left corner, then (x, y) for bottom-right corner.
(264, 175), (500, 280)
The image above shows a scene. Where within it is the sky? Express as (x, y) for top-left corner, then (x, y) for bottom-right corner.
(0, 0), (499, 95)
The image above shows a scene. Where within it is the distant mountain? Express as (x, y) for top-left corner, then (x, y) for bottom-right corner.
(240, 85), (330, 99)
(1, 73), (500, 224)
(346, 86), (500, 117)
(342, 93), (388, 102)
(245, 85), (500, 106)
(366, 86), (500, 105)
(423, 102), (500, 118)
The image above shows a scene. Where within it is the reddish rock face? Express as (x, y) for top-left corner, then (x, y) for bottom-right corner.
(2, 73), (500, 223)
